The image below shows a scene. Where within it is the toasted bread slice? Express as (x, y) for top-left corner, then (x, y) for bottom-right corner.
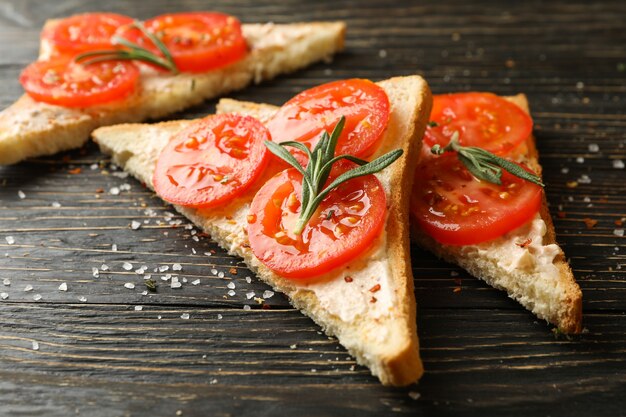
(93, 75), (433, 386)
(0, 21), (346, 165)
(412, 94), (582, 333)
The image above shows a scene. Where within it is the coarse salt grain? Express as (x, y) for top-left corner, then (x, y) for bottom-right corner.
(90, 163), (98, 170)
(122, 262), (133, 271)
(191, 279), (200, 285)
(245, 277), (252, 284)
(131, 221), (141, 230)
(614, 229), (625, 237)
(217, 271), (225, 278)
(578, 174), (591, 184)
(408, 391), (421, 400)
(1, 292), (8, 300)
(3, 279), (10, 286)
(290, 344), (297, 349)
(92, 267), (99, 278)
(227, 282), (236, 289)
(5, 236), (15, 245)
(24, 285), (33, 292)
(58, 282), (67, 291)
(51, 201), (61, 208)
(561, 167), (569, 174)
(171, 280), (182, 289)
(378, 49), (387, 58)
(17, 190), (25, 199)
(100, 264), (109, 271)
(134, 305), (143, 311)
(109, 187), (120, 195)
(613, 159), (625, 169)
(112, 244), (118, 252)
(204, 252), (212, 256)
(180, 313), (190, 320)
(243, 305), (251, 311)
(33, 294), (42, 301)
(158, 265), (169, 272)
(32, 341), (39, 350)
(576, 157), (585, 163)
(246, 291), (255, 300)
(262, 290), (274, 299)
(172, 263), (182, 271)
(211, 268), (218, 275)
(79, 296), (87, 302)
(588, 144), (599, 152)
(124, 282), (135, 289)
(217, 314), (223, 320)
(227, 290), (236, 297)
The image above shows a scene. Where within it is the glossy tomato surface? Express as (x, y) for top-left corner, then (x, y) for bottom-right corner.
(266, 79), (390, 164)
(119, 12), (247, 73)
(20, 58), (139, 107)
(153, 114), (270, 208)
(410, 154), (543, 245)
(424, 92), (533, 155)
(42, 13), (133, 54)
(248, 163), (387, 278)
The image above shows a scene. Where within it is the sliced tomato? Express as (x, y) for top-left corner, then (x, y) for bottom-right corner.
(153, 114), (270, 208)
(266, 79), (390, 164)
(410, 154), (543, 245)
(42, 13), (133, 54)
(248, 162), (387, 278)
(20, 57), (139, 107)
(424, 92), (533, 155)
(118, 12), (247, 73)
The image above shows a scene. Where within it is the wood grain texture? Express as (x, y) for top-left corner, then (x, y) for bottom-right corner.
(0, 0), (625, 416)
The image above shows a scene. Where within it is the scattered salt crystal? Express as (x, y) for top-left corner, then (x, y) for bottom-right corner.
(613, 159), (625, 169)
(588, 144), (599, 152)
(33, 294), (42, 301)
(192, 236), (199, 242)
(141, 291), (148, 296)
(191, 248), (196, 254)
(583, 196), (591, 203)
(1, 292), (8, 300)
(576, 81), (584, 89)
(90, 163), (98, 170)
(561, 167), (569, 174)
(111, 244), (118, 252)
(131, 221), (141, 230)
(124, 282), (135, 289)
(311, 369), (317, 373)
(227, 290), (236, 297)
(135, 268), (144, 275)
(158, 265), (169, 272)
(92, 267), (99, 278)
(171, 280), (182, 289)
(245, 276), (252, 284)
(210, 268), (218, 275)
(578, 174), (591, 184)
(576, 157), (585, 163)
(112, 171), (129, 179)
(217, 271), (225, 278)
(100, 264), (109, 271)
(172, 263), (182, 271)
(191, 279), (200, 285)
(51, 201), (61, 208)
(181, 277), (187, 283)
(378, 49), (387, 58)
(217, 314), (223, 320)
(5, 236), (15, 245)
(246, 291), (255, 300)
(614, 229), (625, 237)
(204, 252), (212, 256)
(58, 282), (67, 291)
(134, 305), (143, 311)
(209, 378), (218, 385)
(262, 290), (274, 299)
(3, 279), (10, 286)
(160, 276), (170, 281)
(17, 190), (25, 199)
(109, 187), (120, 195)
(227, 282), (236, 289)
(290, 344), (297, 349)
(157, 315), (162, 319)
(79, 296), (87, 302)
(119, 183), (131, 191)
(408, 391), (421, 400)
(243, 305), (251, 311)
(180, 313), (190, 320)
(32, 341), (39, 350)
(122, 262), (133, 271)
(24, 285), (33, 292)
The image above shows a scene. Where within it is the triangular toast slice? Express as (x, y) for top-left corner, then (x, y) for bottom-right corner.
(93, 76), (433, 386)
(0, 20), (345, 165)
(412, 94), (582, 333)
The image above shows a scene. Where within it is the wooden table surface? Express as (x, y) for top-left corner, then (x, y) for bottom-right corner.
(1, 1), (625, 416)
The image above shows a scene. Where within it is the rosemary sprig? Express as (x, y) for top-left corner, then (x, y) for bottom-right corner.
(265, 116), (403, 235)
(75, 21), (178, 74)
(431, 131), (544, 187)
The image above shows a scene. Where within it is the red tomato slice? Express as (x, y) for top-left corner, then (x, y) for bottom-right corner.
(424, 92), (533, 155)
(266, 79), (390, 164)
(410, 154), (543, 245)
(153, 114), (270, 208)
(20, 57), (139, 107)
(42, 13), (133, 54)
(118, 12), (247, 73)
(248, 162), (387, 278)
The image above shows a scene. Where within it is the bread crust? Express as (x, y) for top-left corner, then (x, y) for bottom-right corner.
(412, 93), (582, 333)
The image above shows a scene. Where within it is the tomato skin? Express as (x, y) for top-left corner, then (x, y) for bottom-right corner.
(410, 154), (543, 245)
(153, 114), (270, 208)
(19, 57), (139, 107)
(266, 79), (390, 164)
(248, 163), (387, 278)
(119, 12), (248, 73)
(424, 92), (533, 155)
(42, 13), (133, 54)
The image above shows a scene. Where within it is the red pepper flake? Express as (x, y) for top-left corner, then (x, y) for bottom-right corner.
(599, 197), (609, 203)
(453, 287), (462, 293)
(229, 267), (238, 275)
(68, 167), (81, 175)
(516, 238), (532, 248)
(369, 284), (381, 293)
(370, 296), (377, 303)
(262, 303), (271, 310)
(566, 181), (579, 188)
(557, 211), (567, 219)
(95, 188), (104, 193)
(583, 218), (598, 229)
(344, 276), (353, 283)
(615, 219), (624, 227)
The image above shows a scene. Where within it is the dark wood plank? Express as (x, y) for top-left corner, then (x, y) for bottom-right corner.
(0, 0), (625, 416)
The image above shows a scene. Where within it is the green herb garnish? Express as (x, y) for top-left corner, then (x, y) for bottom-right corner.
(264, 116), (403, 235)
(431, 131), (544, 187)
(427, 121), (439, 127)
(75, 21), (178, 74)
(145, 278), (158, 292)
